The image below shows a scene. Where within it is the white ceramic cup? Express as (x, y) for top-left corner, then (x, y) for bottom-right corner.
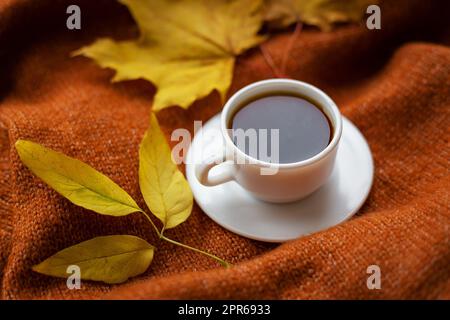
(195, 79), (342, 203)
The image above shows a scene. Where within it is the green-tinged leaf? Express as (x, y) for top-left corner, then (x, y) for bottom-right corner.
(264, 0), (377, 31)
(139, 113), (193, 229)
(33, 235), (154, 284)
(74, 0), (265, 111)
(15, 140), (141, 216)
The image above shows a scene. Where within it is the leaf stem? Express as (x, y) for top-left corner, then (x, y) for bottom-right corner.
(260, 21), (303, 79)
(140, 211), (230, 267)
(141, 211), (161, 237)
(280, 21), (302, 77)
(259, 44), (283, 78)
(161, 235), (231, 268)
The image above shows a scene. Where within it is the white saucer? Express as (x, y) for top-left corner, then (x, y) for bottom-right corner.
(186, 114), (374, 242)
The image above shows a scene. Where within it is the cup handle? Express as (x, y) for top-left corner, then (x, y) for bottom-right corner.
(195, 155), (235, 186)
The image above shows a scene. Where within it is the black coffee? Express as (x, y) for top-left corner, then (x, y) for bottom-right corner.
(230, 93), (332, 164)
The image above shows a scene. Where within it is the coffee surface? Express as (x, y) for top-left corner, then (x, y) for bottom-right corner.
(231, 95), (331, 164)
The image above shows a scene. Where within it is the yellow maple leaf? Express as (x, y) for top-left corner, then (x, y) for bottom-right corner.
(74, 0), (265, 111)
(264, 0), (377, 31)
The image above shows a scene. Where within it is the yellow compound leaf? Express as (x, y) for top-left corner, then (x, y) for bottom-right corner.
(74, 0), (265, 111)
(15, 140), (142, 216)
(139, 113), (193, 229)
(264, 0), (377, 31)
(32, 235), (154, 284)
